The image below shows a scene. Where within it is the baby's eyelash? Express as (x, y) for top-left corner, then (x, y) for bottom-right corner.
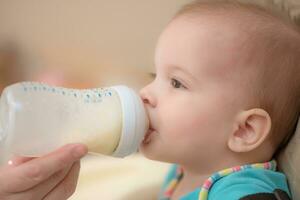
(171, 78), (187, 89)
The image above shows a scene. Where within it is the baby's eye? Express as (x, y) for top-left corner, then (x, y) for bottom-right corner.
(171, 78), (186, 89)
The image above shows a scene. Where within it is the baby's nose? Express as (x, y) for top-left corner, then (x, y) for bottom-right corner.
(139, 85), (156, 107)
(139, 87), (149, 104)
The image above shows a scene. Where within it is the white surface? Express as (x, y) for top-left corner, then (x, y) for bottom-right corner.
(70, 153), (170, 200)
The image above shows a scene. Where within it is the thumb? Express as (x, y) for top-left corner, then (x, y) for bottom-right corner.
(8, 156), (35, 167)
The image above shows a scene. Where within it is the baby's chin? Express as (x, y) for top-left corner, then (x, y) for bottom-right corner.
(139, 142), (151, 156)
(139, 142), (159, 160)
(139, 142), (171, 163)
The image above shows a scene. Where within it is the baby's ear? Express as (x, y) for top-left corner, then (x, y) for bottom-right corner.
(227, 109), (272, 153)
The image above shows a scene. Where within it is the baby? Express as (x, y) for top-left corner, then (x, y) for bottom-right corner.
(139, 0), (300, 199)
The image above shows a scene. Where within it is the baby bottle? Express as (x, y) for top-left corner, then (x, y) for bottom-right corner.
(0, 82), (149, 157)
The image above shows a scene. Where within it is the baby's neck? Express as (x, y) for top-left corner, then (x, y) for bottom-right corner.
(171, 169), (210, 200)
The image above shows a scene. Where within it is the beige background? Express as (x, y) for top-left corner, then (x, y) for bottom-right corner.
(0, 0), (192, 90)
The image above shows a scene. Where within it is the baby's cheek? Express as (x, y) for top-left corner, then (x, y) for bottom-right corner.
(171, 109), (220, 137)
(161, 111), (201, 136)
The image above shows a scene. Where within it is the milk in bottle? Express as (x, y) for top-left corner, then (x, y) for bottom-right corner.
(0, 82), (148, 157)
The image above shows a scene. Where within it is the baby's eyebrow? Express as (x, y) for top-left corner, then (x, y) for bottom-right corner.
(170, 66), (198, 83)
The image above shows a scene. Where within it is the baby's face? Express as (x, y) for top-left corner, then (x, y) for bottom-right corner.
(140, 16), (250, 165)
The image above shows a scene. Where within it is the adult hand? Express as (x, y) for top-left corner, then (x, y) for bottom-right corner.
(0, 143), (88, 200)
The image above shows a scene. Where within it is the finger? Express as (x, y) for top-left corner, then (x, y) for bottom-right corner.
(8, 156), (35, 167)
(43, 161), (81, 200)
(4, 165), (73, 200)
(0, 157), (35, 171)
(0, 143), (87, 193)
(20, 164), (73, 200)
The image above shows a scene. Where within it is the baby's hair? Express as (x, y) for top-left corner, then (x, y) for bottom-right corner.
(175, 0), (300, 151)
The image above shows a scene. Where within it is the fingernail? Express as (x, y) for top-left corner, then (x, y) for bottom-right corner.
(72, 145), (88, 158)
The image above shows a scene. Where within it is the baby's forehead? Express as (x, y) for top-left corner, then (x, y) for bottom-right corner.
(160, 6), (295, 80)
(158, 15), (251, 78)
